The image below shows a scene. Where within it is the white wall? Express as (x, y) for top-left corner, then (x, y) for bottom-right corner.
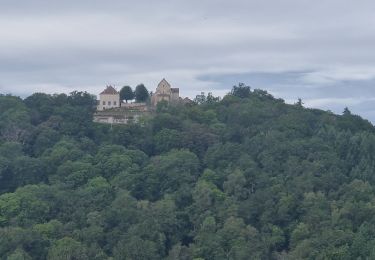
(97, 94), (120, 110)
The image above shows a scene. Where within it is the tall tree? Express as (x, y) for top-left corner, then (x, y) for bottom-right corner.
(1, 86), (375, 259)
(343, 107), (351, 115)
(120, 86), (134, 103)
(135, 84), (149, 102)
(231, 83), (251, 98)
(47, 237), (88, 260)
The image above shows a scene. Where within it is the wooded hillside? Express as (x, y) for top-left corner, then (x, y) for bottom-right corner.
(0, 85), (375, 259)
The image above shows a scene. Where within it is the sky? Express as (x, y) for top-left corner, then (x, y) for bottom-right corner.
(0, 0), (375, 123)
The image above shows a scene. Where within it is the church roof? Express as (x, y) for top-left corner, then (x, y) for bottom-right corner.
(100, 86), (118, 95)
(158, 78), (171, 87)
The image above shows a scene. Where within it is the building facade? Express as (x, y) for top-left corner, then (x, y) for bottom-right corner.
(93, 109), (145, 124)
(95, 79), (181, 124)
(151, 79), (179, 106)
(97, 86), (120, 111)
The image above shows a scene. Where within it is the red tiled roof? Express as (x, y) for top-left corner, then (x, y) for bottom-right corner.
(100, 86), (118, 95)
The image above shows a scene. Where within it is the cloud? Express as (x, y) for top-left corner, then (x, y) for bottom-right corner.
(0, 0), (374, 123)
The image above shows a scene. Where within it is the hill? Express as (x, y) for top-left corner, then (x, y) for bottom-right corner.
(0, 85), (375, 259)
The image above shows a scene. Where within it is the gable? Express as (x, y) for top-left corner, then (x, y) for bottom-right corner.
(156, 78), (171, 94)
(100, 86), (119, 95)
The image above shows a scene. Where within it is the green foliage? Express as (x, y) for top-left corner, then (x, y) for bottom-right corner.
(153, 128), (182, 153)
(231, 82), (251, 98)
(135, 84), (149, 102)
(0, 87), (375, 259)
(7, 247), (32, 260)
(119, 85), (134, 103)
(47, 237), (88, 260)
(24, 93), (54, 123)
(156, 100), (169, 113)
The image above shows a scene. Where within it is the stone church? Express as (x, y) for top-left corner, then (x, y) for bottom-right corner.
(94, 79), (181, 124)
(96, 79), (180, 111)
(151, 79), (179, 106)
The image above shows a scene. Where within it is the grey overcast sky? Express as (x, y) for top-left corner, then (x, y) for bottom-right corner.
(1, 0), (375, 123)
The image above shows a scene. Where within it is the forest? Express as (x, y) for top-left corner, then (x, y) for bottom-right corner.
(0, 84), (375, 259)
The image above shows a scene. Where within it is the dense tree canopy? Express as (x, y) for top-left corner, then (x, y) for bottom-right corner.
(120, 86), (134, 103)
(135, 84), (149, 102)
(231, 83), (251, 98)
(0, 86), (375, 259)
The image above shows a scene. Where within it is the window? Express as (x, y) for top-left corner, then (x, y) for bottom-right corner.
(114, 101), (117, 106)
(103, 101), (106, 105)
(108, 101), (111, 106)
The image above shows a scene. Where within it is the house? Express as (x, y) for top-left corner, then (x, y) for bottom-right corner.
(97, 86), (120, 111)
(94, 85), (150, 124)
(151, 79), (179, 106)
(94, 79), (182, 125)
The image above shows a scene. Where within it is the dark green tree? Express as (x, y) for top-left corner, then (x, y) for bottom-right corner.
(1, 85), (375, 259)
(120, 86), (134, 103)
(295, 98), (304, 107)
(135, 84), (149, 102)
(47, 237), (88, 260)
(231, 83), (251, 98)
(343, 107), (351, 115)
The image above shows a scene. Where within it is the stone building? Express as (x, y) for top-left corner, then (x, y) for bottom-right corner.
(151, 79), (179, 106)
(93, 105), (150, 124)
(94, 79), (181, 125)
(95, 85), (150, 124)
(97, 86), (120, 111)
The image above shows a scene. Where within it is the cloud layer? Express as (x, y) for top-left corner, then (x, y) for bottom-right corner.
(0, 0), (374, 123)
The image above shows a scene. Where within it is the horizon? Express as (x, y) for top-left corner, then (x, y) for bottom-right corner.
(0, 0), (374, 123)
(4, 82), (374, 126)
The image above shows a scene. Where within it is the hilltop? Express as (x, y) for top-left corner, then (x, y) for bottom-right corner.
(0, 84), (375, 259)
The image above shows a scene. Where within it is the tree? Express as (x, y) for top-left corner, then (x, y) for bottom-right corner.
(120, 86), (134, 103)
(2, 86), (375, 259)
(295, 98), (304, 107)
(194, 92), (206, 104)
(156, 100), (169, 113)
(231, 83), (251, 98)
(24, 93), (54, 123)
(47, 237), (88, 260)
(113, 237), (160, 260)
(7, 248), (32, 260)
(343, 107), (351, 115)
(141, 150), (200, 200)
(223, 170), (249, 200)
(11, 156), (46, 187)
(0, 227), (47, 259)
(154, 128), (182, 153)
(135, 84), (149, 102)
(206, 92), (220, 104)
(67, 91), (96, 108)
